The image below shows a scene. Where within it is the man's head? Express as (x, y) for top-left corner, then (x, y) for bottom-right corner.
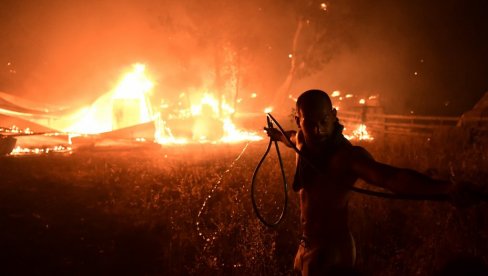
(295, 89), (337, 148)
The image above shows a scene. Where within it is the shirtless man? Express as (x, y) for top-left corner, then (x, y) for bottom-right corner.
(266, 89), (461, 275)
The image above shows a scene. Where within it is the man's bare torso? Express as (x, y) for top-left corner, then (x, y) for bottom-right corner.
(295, 131), (360, 242)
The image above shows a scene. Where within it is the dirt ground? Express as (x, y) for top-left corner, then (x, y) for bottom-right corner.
(0, 138), (487, 275)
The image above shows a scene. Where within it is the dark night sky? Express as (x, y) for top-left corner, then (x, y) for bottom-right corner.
(292, 0), (488, 115)
(0, 0), (487, 115)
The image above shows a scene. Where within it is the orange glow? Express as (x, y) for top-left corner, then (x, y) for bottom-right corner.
(9, 63), (263, 152)
(345, 124), (373, 141)
(11, 145), (72, 155)
(331, 91), (341, 97)
(1, 125), (34, 134)
(65, 63), (154, 135)
(288, 94), (297, 102)
(157, 92), (262, 144)
(220, 118), (262, 143)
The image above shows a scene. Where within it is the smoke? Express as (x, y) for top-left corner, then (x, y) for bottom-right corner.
(290, 0), (488, 115)
(0, 0), (486, 115)
(0, 0), (206, 105)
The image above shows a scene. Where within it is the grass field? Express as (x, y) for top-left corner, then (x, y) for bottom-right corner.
(0, 132), (487, 275)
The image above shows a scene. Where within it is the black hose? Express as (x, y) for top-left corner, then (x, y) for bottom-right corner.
(348, 186), (449, 201)
(251, 116), (288, 227)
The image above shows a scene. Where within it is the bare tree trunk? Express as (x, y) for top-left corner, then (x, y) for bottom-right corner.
(273, 17), (305, 110)
(214, 44), (223, 117)
(231, 51), (241, 120)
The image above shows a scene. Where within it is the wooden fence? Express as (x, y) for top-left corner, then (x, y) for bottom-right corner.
(338, 109), (488, 137)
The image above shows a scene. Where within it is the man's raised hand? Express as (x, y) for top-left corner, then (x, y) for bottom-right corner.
(264, 127), (283, 142)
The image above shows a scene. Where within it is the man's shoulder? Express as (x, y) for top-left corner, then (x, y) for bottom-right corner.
(334, 144), (373, 161)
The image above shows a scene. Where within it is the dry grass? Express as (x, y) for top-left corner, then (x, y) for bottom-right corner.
(0, 131), (486, 275)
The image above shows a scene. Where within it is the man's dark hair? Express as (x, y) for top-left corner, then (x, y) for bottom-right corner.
(295, 89), (343, 131)
(296, 89), (332, 114)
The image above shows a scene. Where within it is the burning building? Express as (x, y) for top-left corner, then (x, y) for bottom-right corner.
(0, 63), (264, 155)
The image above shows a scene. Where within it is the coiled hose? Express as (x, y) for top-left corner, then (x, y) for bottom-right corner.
(251, 115), (288, 227)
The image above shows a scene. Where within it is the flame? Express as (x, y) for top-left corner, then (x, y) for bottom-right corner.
(1, 125), (33, 134)
(112, 63), (154, 125)
(157, 92), (262, 144)
(66, 63), (154, 135)
(9, 63), (264, 154)
(345, 124), (373, 141)
(220, 118), (262, 143)
(11, 145), (71, 155)
(190, 93), (235, 116)
(112, 64), (153, 100)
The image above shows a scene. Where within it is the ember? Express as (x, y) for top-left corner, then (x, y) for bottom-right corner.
(11, 145), (71, 155)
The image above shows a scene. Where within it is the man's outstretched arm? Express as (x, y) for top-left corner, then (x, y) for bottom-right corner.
(349, 146), (452, 196)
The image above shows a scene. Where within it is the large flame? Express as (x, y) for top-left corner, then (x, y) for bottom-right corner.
(65, 63), (154, 135)
(63, 63), (262, 144)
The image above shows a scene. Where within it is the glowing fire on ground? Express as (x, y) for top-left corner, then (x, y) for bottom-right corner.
(0, 125), (34, 134)
(11, 145), (71, 155)
(344, 124), (374, 141)
(5, 63), (264, 155)
(329, 90), (375, 141)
